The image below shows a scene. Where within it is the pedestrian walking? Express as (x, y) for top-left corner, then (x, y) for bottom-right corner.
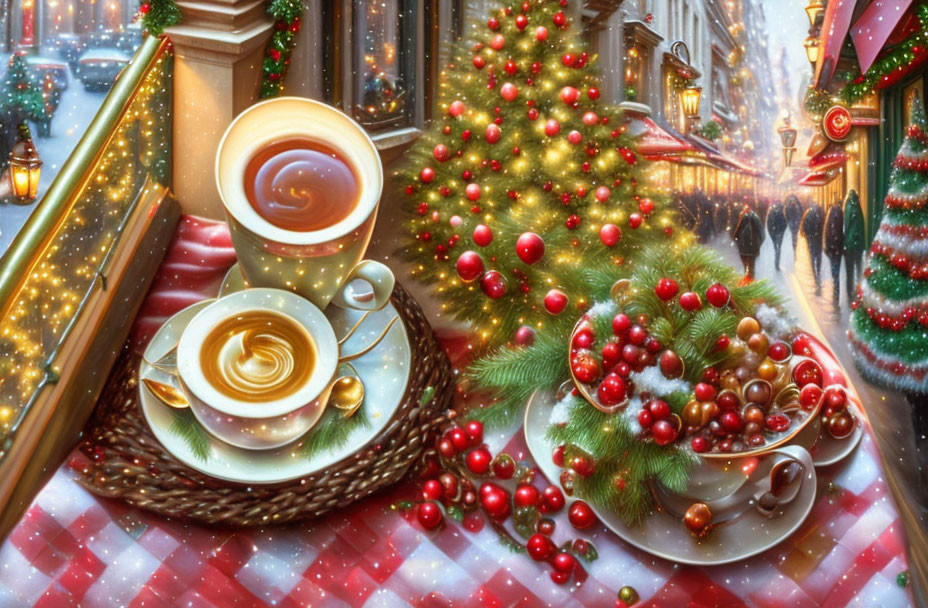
(786, 194), (803, 253)
(733, 205), (765, 284)
(823, 200), (844, 305)
(695, 189), (713, 243)
(843, 189), (867, 301)
(801, 202), (825, 294)
(766, 200), (787, 270)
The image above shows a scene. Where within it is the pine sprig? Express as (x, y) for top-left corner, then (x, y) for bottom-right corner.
(300, 406), (371, 458)
(169, 409), (211, 461)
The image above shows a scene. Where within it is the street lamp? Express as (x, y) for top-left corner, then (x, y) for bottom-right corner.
(805, 0), (824, 27)
(8, 124), (42, 203)
(681, 84), (702, 132)
(777, 113), (798, 167)
(804, 36), (820, 68)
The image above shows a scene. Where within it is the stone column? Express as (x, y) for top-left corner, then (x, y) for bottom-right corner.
(165, 0), (273, 219)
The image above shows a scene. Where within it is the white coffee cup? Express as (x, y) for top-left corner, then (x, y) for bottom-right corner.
(176, 288), (338, 450)
(215, 97), (394, 312)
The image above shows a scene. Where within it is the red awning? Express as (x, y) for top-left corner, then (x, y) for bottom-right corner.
(851, 0), (913, 73)
(808, 144), (849, 171)
(814, 0), (858, 88)
(635, 117), (696, 158)
(797, 170), (838, 187)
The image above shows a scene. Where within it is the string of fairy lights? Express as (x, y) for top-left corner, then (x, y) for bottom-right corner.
(0, 54), (172, 446)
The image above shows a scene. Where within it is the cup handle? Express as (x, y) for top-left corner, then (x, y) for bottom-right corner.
(330, 260), (395, 311)
(750, 445), (814, 517)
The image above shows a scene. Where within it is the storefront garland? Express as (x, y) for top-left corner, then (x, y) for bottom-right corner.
(138, 0), (302, 98)
(841, 2), (928, 103)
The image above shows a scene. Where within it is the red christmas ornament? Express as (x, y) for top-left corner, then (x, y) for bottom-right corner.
(597, 373), (627, 405)
(433, 144), (450, 162)
(768, 341), (790, 361)
(514, 325), (536, 346)
(492, 453), (516, 479)
(485, 123), (501, 143)
(691, 436), (709, 453)
(567, 130), (583, 145)
(651, 419), (677, 446)
(140, 2), (151, 13)
(542, 486), (565, 512)
(587, 87), (600, 100)
(473, 224), (493, 246)
(659, 349), (684, 379)
(417, 501), (443, 529)
(544, 289), (569, 314)
(628, 213), (643, 229)
(565, 214), (581, 230)
(515, 14), (528, 30)
(799, 383), (823, 410)
(600, 223), (622, 246)
(465, 420), (484, 445)
(473, 55), (486, 69)
(466, 447), (493, 475)
(638, 197), (655, 214)
(559, 86), (580, 105)
(490, 34), (505, 50)
(455, 251), (485, 282)
(544, 118), (561, 137)
(500, 82), (519, 102)
(595, 186), (610, 202)
(568, 500), (597, 529)
(465, 183), (481, 201)
(487, 17), (500, 30)
(480, 270), (508, 299)
(449, 100), (466, 117)
(679, 291), (702, 311)
(561, 53), (575, 67)
(504, 60), (518, 76)
(516, 232), (545, 264)
(420, 167), (436, 183)
(655, 277), (679, 301)
(552, 11), (567, 28)
(527, 107), (539, 120)
(582, 111), (598, 126)
(694, 382), (716, 402)
(705, 283), (730, 308)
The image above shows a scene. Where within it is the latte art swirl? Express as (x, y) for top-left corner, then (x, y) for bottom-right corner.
(201, 311), (315, 402)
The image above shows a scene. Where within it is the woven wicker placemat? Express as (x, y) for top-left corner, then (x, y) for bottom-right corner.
(77, 284), (453, 526)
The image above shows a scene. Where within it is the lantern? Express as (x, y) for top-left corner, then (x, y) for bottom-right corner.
(778, 114), (798, 167)
(8, 124), (41, 203)
(680, 84), (702, 120)
(805, 0), (824, 27)
(804, 37), (820, 67)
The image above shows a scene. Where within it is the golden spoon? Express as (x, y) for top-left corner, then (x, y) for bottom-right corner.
(141, 377), (190, 409)
(330, 363), (364, 418)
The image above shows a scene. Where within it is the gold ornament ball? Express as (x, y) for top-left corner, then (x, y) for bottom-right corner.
(618, 585), (640, 604)
(747, 332), (769, 355)
(757, 359), (778, 381)
(736, 316), (761, 341)
(684, 502), (713, 537)
(720, 371), (741, 392)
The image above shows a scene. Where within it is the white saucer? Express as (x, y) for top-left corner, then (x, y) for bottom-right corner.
(139, 290), (411, 485)
(523, 390), (817, 566)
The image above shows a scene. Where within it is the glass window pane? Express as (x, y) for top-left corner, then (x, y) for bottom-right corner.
(353, 1), (409, 130)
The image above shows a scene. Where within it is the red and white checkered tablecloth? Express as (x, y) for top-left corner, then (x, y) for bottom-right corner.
(0, 217), (916, 607)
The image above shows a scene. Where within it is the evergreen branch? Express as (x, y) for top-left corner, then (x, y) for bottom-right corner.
(169, 409), (211, 461)
(300, 406), (371, 458)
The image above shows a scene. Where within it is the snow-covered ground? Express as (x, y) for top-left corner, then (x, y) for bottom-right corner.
(0, 53), (110, 254)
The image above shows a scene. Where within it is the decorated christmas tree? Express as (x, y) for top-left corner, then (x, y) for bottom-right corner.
(849, 97), (928, 393)
(0, 55), (47, 171)
(398, 0), (682, 349)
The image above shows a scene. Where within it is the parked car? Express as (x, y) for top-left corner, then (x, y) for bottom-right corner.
(77, 48), (130, 92)
(116, 25), (143, 53)
(24, 55), (68, 92)
(50, 33), (85, 71)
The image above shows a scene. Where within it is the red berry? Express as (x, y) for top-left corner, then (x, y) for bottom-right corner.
(552, 11), (568, 28)
(679, 291), (702, 311)
(716, 334), (730, 351)
(637, 409), (653, 428)
(644, 337), (662, 353)
(628, 324), (648, 345)
(694, 382), (716, 402)
(439, 472), (458, 499)
(552, 444), (567, 467)
(768, 341), (791, 361)
(648, 399), (671, 420)
(691, 436), (709, 453)
(655, 277), (679, 301)
(487, 17), (499, 29)
(705, 283), (730, 308)
(438, 437), (456, 458)
(824, 386), (847, 411)
(527, 533), (556, 561)
(417, 501), (443, 529)
(492, 454), (515, 479)
(553, 552), (575, 574)
(597, 373), (627, 405)
(651, 420), (677, 446)
(765, 413), (791, 432)
(550, 570), (570, 585)
(571, 351), (601, 384)
(612, 313), (630, 335)
(541, 486), (565, 512)
(720, 411), (743, 433)
(464, 420), (484, 445)
(793, 360), (823, 388)
(450, 427), (469, 451)
(570, 455), (595, 477)
(466, 447), (492, 475)
(514, 483), (541, 507)
(567, 500), (596, 529)
(479, 483), (511, 519)
(573, 327), (595, 349)
(799, 384), (823, 410)
(422, 479), (443, 500)
(717, 391), (739, 411)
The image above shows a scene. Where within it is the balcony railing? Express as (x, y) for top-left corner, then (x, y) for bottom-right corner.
(0, 35), (173, 463)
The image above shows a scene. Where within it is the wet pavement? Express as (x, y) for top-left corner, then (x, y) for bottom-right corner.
(712, 228), (928, 602)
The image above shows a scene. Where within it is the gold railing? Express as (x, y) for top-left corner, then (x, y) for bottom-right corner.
(0, 35), (173, 459)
